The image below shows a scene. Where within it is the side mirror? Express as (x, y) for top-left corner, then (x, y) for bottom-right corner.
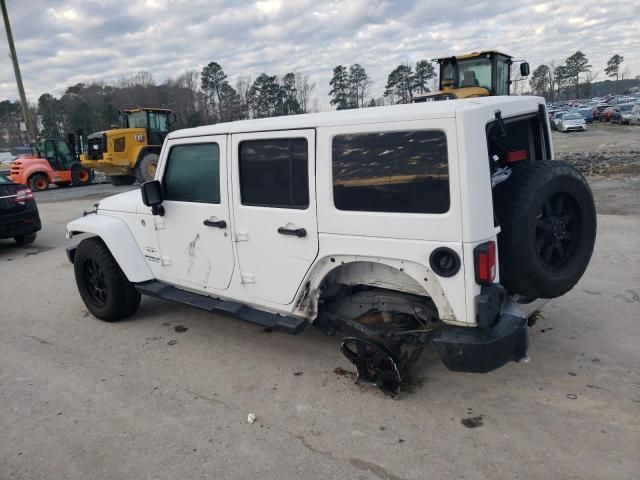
(141, 180), (164, 216)
(520, 62), (530, 77)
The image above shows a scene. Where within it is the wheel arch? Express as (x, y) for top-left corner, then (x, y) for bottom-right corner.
(26, 168), (52, 183)
(66, 214), (153, 283)
(293, 256), (458, 323)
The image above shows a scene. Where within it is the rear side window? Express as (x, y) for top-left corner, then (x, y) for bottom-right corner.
(332, 130), (449, 214)
(163, 143), (220, 203)
(239, 138), (309, 208)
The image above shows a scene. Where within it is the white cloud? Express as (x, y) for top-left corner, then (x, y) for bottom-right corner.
(0, 0), (638, 109)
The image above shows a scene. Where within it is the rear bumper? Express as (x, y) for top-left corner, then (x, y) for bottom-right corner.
(0, 210), (41, 239)
(434, 310), (528, 373)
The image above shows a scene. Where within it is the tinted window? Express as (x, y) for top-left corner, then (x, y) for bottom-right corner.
(239, 138), (308, 208)
(332, 130), (449, 214)
(164, 143), (220, 203)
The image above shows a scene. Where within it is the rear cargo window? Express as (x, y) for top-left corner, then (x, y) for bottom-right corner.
(332, 130), (449, 214)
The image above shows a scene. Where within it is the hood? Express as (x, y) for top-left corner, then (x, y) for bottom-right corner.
(97, 189), (141, 213)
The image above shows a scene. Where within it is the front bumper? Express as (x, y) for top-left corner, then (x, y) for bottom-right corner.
(434, 309), (528, 373)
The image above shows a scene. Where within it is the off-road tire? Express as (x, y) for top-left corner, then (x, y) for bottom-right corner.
(14, 233), (36, 245)
(493, 160), (596, 299)
(71, 163), (92, 186)
(108, 175), (136, 186)
(29, 173), (49, 191)
(135, 153), (159, 183)
(74, 237), (141, 322)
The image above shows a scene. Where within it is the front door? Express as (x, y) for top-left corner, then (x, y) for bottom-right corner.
(154, 135), (235, 292)
(231, 129), (318, 305)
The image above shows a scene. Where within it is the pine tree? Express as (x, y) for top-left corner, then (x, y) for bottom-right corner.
(329, 65), (350, 110)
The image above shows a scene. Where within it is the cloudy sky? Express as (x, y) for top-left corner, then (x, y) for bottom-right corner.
(1, 0), (638, 108)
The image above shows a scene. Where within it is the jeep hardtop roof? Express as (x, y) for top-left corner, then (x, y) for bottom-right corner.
(168, 96), (545, 139)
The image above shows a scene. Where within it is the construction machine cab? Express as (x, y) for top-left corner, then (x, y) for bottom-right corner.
(32, 139), (77, 171)
(415, 51), (529, 102)
(122, 108), (172, 146)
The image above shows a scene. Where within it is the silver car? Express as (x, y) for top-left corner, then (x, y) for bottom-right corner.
(558, 113), (587, 132)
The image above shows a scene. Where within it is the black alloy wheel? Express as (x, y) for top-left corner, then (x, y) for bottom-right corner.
(535, 192), (580, 271)
(82, 258), (108, 307)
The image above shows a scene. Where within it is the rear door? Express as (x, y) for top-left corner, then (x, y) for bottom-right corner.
(231, 129), (318, 305)
(154, 135), (235, 291)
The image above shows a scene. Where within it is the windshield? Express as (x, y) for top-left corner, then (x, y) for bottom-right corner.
(457, 58), (492, 90)
(563, 114), (582, 120)
(127, 111), (148, 128)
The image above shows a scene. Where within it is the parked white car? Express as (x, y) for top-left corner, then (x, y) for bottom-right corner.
(66, 96), (597, 396)
(558, 112), (587, 132)
(550, 110), (569, 130)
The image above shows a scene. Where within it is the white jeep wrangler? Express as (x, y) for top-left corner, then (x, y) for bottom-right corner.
(66, 96), (596, 396)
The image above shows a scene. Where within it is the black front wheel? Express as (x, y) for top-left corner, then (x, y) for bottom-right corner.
(74, 237), (141, 321)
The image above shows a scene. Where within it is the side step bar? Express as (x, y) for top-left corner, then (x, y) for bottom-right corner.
(134, 280), (306, 334)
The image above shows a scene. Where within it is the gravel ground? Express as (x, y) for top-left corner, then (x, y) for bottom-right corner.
(552, 122), (640, 177)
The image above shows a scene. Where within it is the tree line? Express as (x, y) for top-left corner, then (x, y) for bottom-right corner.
(0, 51), (636, 148)
(528, 51), (631, 101)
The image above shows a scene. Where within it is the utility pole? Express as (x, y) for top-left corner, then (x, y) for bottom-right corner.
(1, 0), (36, 143)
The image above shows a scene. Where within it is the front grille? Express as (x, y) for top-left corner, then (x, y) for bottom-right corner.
(87, 134), (106, 160)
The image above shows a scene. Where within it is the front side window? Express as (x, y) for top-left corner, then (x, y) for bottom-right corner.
(163, 143), (220, 203)
(55, 140), (75, 167)
(332, 130), (449, 214)
(149, 112), (169, 132)
(495, 60), (510, 95)
(239, 138), (309, 208)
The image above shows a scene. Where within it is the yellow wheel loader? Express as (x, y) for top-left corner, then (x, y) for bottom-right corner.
(414, 51), (530, 102)
(80, 108), (174, 186)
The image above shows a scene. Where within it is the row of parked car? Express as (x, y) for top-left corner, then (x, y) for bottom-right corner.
(548, 94), (640, 133)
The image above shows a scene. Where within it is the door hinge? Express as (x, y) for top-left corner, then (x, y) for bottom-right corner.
(161, 256), (172, 266)
(240, 272), (255, 284)
(235, 230), (249, 242)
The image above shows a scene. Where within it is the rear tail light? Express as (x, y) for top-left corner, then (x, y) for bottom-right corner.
(506, 150), (527, 163)
(474, 241), (496, 285)
(14, 187), (34, 203)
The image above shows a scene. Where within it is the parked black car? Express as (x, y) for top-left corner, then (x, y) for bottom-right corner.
(0, 173), (41, 244)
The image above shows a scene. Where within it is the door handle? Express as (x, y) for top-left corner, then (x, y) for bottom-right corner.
(203, 219), (227, 229)
(278, 227), (306, 238)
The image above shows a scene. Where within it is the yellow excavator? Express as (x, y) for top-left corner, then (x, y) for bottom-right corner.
(80, 108), (174, 185)
(414, 51), (530, 102)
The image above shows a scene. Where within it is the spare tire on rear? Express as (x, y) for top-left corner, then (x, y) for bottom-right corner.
(493, 160), (596, 299)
